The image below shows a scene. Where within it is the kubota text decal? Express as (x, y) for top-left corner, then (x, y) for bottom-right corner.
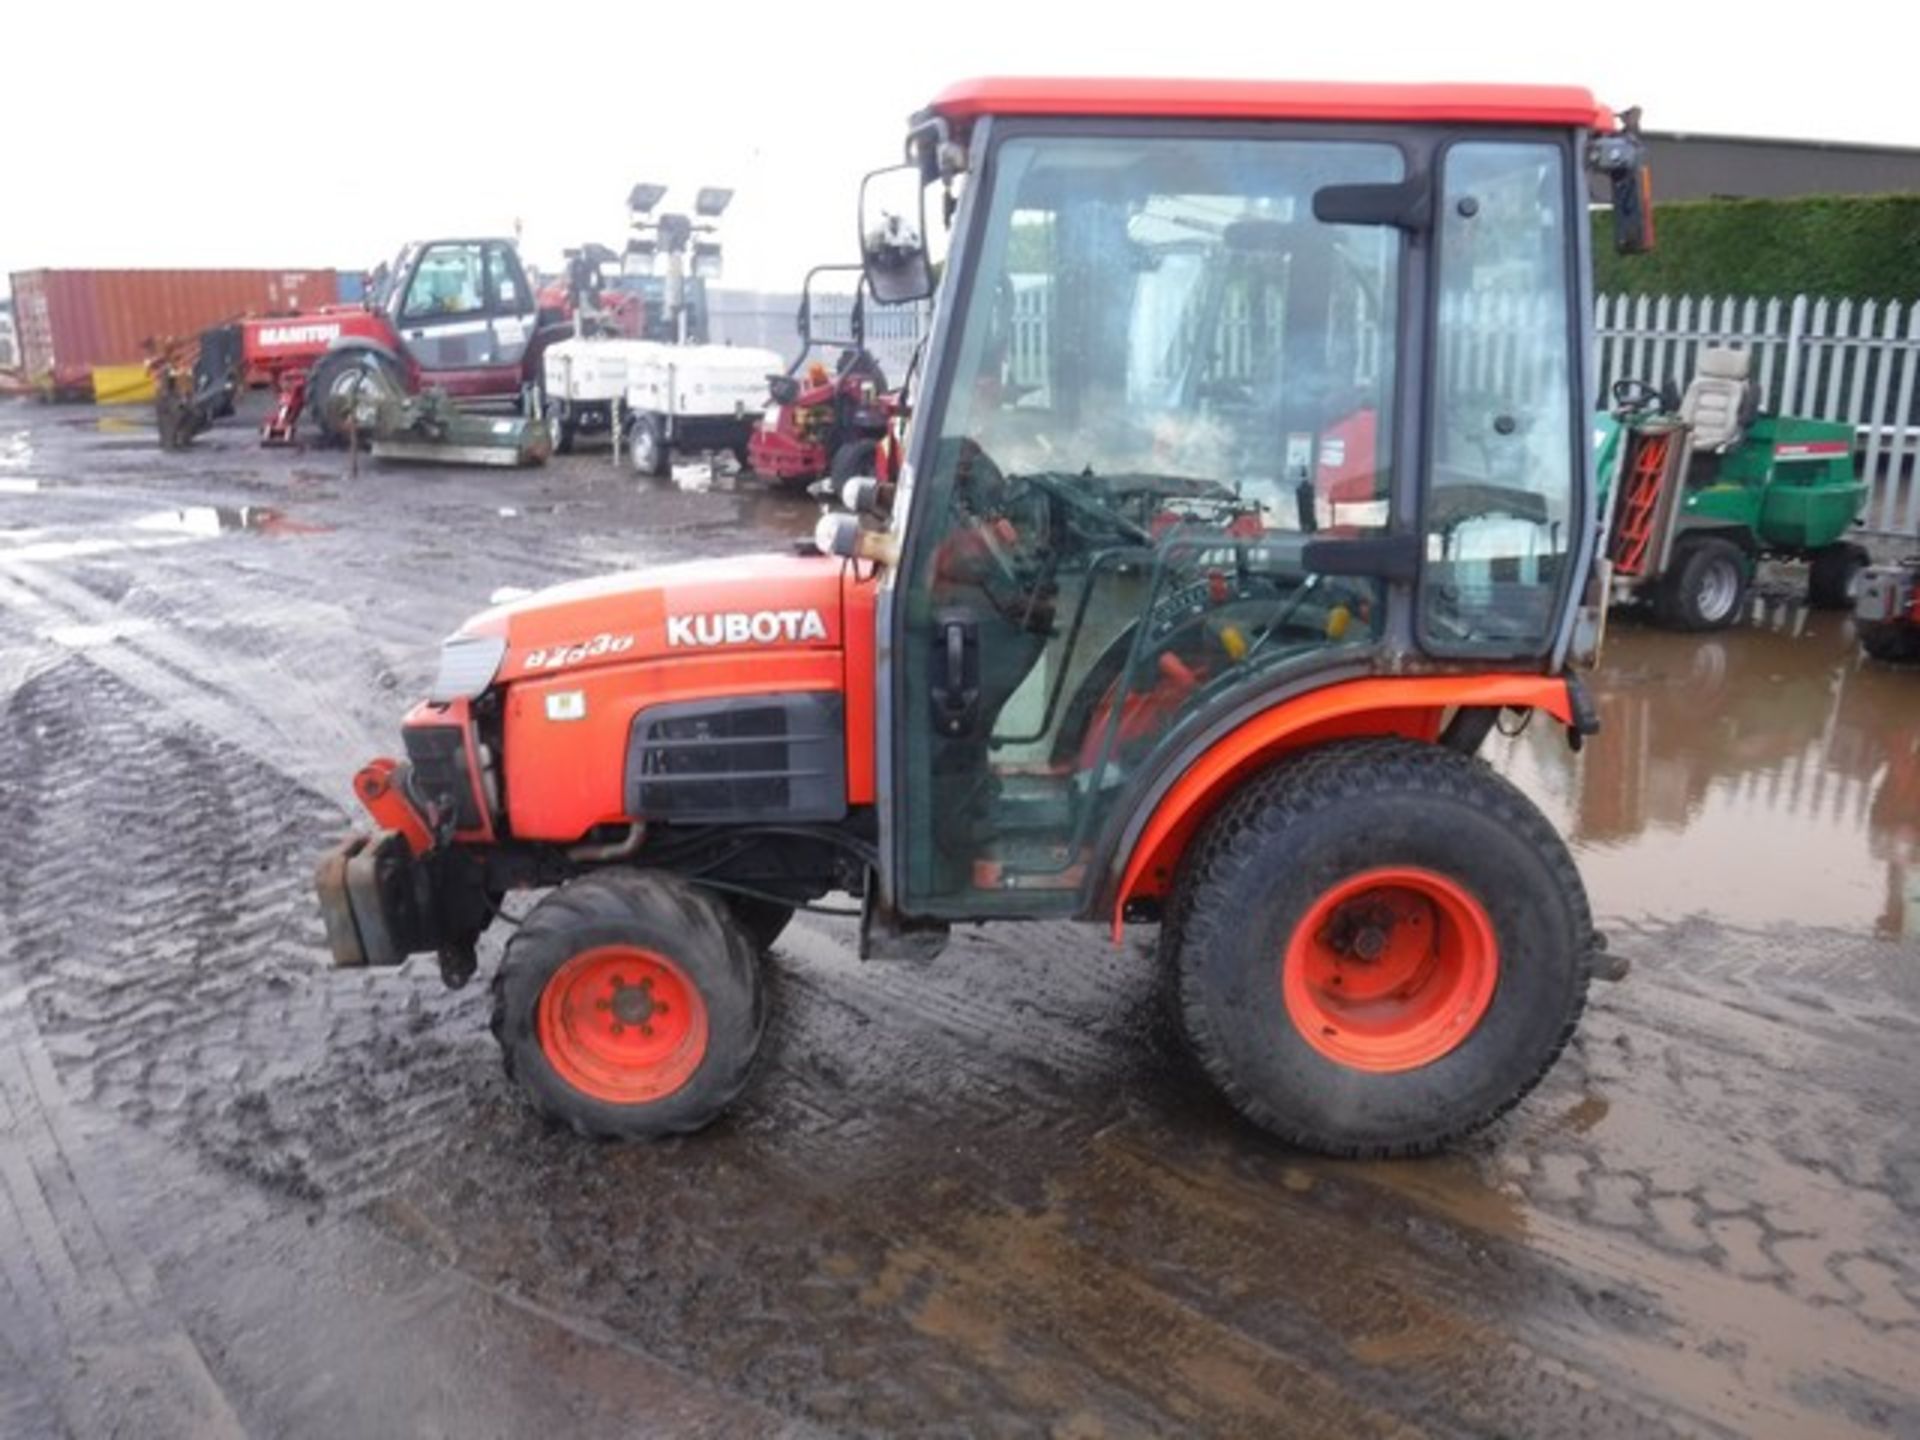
(667, 610), (829, 647)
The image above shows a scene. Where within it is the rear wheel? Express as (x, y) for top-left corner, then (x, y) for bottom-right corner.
(490, 870), (764, 1137)
(1808, 542), (1869, 610)
(629, 413), (668, 478)
(1166, 738), (1591, 1157)
(1654, 535), (1748, 631)
(305, 348), (406, 446)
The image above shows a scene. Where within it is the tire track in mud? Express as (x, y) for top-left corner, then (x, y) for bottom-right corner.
(0, 655), (489, 1209)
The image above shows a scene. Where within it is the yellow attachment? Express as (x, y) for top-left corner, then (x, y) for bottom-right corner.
(1326, 605), (1352, 640)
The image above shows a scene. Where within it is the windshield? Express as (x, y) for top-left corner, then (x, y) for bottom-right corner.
(936, 133), (1403, 529)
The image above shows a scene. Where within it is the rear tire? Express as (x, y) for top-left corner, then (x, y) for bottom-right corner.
(629, 413), (668, 478)
(305, 348), (405, 446)
(1808, 542), (1869, 610)
(490, 870), (764, 1138)
(1166, 738), (1592, 1157)
(1654, 535), (1748, 631)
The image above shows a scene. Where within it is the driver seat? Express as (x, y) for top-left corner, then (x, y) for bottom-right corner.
(1681, 348), (1752, 452)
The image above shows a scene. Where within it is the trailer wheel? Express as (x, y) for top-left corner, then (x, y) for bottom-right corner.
(1168, 738), (1592, 1158)
(543, 394), (576, 455)
(1654, 535), (1748, 631)
(629, 413), (669, 478)
(1808, 542), (1870, 610)
(1858, 619), (1920, 663)
(306, 348), (405, 446)
(490, 870), (764, 1138)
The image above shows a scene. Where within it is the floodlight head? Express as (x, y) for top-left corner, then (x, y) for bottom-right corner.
(694, 187), (734, 218)
(628, 183), (668, 215)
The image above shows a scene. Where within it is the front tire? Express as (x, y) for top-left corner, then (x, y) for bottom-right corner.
(490, 871), (764, 1138)
(305, 348), (406, 446)
(1654, 535), (1749, 631)
(544, 394), (576, 454)
(1165, 739), (1592, 1157)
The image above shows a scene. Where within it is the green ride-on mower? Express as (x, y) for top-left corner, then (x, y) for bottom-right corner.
(1595, 347), (1867, 630)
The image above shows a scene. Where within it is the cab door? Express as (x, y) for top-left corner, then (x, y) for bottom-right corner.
(393, 242), (525, 398)
(888, 126), (1407, 919)
(1418, 139), (1584, 656)
(485, 242), (537, 374)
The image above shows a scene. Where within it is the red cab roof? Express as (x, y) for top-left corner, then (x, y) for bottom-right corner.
(928, 77), (1615, 132)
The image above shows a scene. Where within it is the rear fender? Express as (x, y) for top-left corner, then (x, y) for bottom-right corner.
(1104, 674), (1579, 937)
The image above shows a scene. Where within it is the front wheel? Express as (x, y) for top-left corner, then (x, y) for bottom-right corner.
(1165, 738), (1592, 1157)
(1654, 535), (1749, 631)
(544, 394), (576, 455)
(490, 871), (764, 1137)
(305, 348), (406, 446)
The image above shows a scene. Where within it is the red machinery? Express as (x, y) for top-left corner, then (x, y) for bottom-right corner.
(238, 238), (564, 445)
(1856, 558), (1920, 662)
(746, 266), (898, 489)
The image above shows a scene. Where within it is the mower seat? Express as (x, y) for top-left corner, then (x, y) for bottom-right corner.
(1681, 348), (1752, 451)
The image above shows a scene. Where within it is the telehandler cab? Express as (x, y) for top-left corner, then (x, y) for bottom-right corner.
(317, 78), (1652, 1156)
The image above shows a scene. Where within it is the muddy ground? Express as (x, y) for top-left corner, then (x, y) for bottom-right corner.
(0, 398), (1915, 1439)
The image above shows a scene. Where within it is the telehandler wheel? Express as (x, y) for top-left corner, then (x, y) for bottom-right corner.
(1167, 738), (1592, 1158)
(305, 347), (405, 446)
(629, 413), (669, 478)
(490, 870), (764, 1138)
(1654, 535), (1749, 631)
(1808, 542), (1870, 611)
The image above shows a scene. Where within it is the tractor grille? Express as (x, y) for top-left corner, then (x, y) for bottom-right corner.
(404, 724), (483, 832)
(626, 694), (845, 824)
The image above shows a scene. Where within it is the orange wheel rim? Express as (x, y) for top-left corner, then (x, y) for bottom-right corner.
(1281, 867), (1499, 1074)
(537, 946), (709, 1104)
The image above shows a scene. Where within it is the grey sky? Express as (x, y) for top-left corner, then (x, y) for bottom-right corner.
(6, 0), (1912, 293)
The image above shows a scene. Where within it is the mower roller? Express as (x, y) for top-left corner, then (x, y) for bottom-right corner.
(1855, 556), (1920, 662)
(315, 78), (1655, 1157)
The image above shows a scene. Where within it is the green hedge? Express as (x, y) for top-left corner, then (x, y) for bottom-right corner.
(1592, 194), (1920, 299)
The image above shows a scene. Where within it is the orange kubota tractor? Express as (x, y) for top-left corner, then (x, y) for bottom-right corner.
(316, 79), (1654, 1156)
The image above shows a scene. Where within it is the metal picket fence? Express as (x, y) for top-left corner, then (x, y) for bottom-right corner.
(771, 285), (1920, 537)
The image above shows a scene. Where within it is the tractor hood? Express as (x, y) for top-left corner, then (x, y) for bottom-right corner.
(444, 552), (847, 694)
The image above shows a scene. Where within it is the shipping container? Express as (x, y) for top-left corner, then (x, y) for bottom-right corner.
(7, 268), (339, 390)
(336, 269), (368, 303)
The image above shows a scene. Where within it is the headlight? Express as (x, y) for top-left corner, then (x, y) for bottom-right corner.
(429, 632), (508, 701)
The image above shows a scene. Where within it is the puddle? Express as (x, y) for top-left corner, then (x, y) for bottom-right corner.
(131, 505), (328, 537)
(1494, 601), (1920, 939)
(48, 619), (155, 649)
(0, 477), (41, 494)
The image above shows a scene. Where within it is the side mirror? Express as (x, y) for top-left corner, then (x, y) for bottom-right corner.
(859, 165), (935, 305)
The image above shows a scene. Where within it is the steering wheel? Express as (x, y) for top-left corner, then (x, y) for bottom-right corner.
(1611, 377), (1664, 414)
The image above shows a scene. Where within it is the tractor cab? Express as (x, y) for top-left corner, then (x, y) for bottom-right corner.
(831, 79), (1644, 920)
